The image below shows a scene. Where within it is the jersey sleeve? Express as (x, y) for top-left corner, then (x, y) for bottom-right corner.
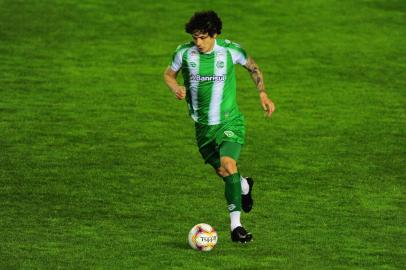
(170, 46), (183, 72)
(170, 44), (190, 72)
(226, 40), (248, 65)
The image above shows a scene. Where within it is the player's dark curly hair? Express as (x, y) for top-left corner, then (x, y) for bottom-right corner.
(185, 10), (222, 37)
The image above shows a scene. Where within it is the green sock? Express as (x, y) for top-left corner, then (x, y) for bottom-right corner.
(223, 173), (242, 212)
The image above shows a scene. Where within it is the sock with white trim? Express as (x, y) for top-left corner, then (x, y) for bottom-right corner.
(223, 173), (242, 212)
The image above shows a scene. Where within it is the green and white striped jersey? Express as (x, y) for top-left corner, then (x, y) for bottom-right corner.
(170, 39), (248, 125)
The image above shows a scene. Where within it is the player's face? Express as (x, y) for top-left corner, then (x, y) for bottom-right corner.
(192, 32), (217, 53)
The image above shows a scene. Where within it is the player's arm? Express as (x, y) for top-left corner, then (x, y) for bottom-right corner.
(163, 66), (186, 100)
(243, 56), (275, 117)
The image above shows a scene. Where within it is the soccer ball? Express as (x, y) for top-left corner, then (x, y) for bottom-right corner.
(188, 223), (218, 251)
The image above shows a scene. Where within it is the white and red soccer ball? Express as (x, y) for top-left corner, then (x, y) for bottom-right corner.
(188, 223), (218, 251)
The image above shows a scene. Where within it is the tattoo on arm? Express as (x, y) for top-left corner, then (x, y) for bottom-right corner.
(244, 57), (265, 93)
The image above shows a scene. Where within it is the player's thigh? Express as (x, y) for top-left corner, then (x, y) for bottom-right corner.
(198, 140), (221, 170)
(219, 141), (242, 163)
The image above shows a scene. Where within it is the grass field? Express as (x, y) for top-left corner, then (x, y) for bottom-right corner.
(0, 0), (405, 269)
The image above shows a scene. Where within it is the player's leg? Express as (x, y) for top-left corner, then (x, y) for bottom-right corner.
(220, 155), (241, 213)
(196, 120), (253, 242)
(219, 141), (252, 243)
(199, 142), (238, 179)
(219, 140), (254, 212)
(218, 115), (254, 212)
(216, 165), (251, 209)
(199, 142), (252, 243)
(241, 176), (254, 212)
(205, 149), (251, 197)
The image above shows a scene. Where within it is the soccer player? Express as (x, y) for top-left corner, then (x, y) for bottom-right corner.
(163, 10), (275, 243)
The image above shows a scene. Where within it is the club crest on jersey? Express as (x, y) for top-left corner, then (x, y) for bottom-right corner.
(216, 61), (224, 68)
(190, 74), (225, 82)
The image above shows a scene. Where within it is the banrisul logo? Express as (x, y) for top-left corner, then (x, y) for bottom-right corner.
(190, 74), (225, 82)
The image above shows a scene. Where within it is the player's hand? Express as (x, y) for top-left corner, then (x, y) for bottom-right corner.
(259, 92), (275, 117)
(174, 86), (186, 100)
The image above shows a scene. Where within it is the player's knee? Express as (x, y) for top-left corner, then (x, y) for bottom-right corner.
(216, 167), (229, 177)
(221, 157), (237, 175)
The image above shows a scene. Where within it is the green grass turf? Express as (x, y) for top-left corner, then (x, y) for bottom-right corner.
(0, 0), (405, 269)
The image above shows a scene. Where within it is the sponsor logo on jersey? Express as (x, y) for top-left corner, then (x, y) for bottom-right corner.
(190, 74), (225, 82)
(224, 131), (235, 137)
(190, 62), (197, 68)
